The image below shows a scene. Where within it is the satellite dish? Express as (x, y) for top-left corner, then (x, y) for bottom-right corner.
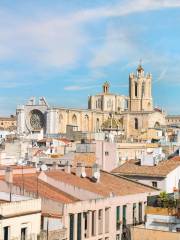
(41, 164), (48, 171)
(81, 172), (86, 178)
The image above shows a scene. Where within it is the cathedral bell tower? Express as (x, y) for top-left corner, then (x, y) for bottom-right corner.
(129, 64), (153, 112)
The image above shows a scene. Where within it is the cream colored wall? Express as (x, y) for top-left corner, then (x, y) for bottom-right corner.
(63, 191), (159, 240)
(131, 226), (180, 240)
(0, 199), (41, 239)
(57, 108), (166, 141)
(0, 212), (41, 239)
(116, 142), (146, 163)
(57, 108), (109, 134)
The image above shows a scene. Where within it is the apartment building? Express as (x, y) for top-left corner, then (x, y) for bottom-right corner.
(112, 156), (180, 193)
(0, 163), (159, 240)
(0, 196), (41, 240)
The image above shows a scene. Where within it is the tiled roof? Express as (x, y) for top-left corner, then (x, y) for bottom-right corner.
(10, 174), (78, 204)
(45, 168), (157, 197)
(112, 157), (180, 177)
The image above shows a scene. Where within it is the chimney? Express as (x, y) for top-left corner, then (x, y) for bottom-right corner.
(64, 161), (71, 174)
(76, 162), (86, 177)
(92, 163), (100, 182)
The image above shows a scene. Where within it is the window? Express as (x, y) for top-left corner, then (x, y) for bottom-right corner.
(138, 202), (143, 223)
(116, 206), (120, 230)
(69, 214), (74, 240)
(134, 118), (138, 129)
(133, 203), (137, 225)
(142, 82), (145, 97)
(77, 213), (81, 240)
(116, 234), (120, 240)
(96, 118), (100, 132)
(105, 151), (109, 156)
(72, 114), (77, 125)
(122, 205), (127, 226)
(21, 227), (27, 240)
(135, 81), (138, 97)
(152, 181), (157, 188)
(92, 211), (96, 236)
(98, 99), (101, 108)
(3, 226), (9, 240)
(98, 209), (102, 220)
(105, 208), (110, 233)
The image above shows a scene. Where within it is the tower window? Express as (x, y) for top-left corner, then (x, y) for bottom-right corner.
(142, 82), (145, 97)
(135, 82), (138, 97)
(135, 118), (138, 129)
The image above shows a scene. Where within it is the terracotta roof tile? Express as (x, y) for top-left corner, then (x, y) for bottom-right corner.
(9, 174), (78, 204)
(45, 168), (157, 197)
(112, 157), (180, 177)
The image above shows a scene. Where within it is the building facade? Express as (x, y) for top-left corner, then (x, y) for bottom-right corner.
(16, 65), (166, 140)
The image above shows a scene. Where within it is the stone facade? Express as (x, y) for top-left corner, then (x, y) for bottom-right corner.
(16, 65), (166, 140)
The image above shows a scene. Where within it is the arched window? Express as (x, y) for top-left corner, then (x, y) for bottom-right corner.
(142, 82), (145, 97)
(72, 114), (77, 125)
(154, 122), (160, 128)
(96, 101), (98, 108)
(98, 99), (101, 108)
(84, 115), (89, 132)
(135, 118), (138, 129)
(59, 114), (63, 124)
(96, 118), (100, 132)
(135, 82), (138, 97)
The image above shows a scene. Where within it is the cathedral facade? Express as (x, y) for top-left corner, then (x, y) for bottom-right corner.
(16, 65), (166, 140)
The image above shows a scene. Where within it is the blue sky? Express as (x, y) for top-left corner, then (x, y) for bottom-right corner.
(0, 0), (180, 115)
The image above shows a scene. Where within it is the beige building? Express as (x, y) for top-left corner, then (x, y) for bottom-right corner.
(0, 164), (159, 240)
(17, 65), (166, 141)
(0, 198), (41, 240)
(0, 115), (16, 131)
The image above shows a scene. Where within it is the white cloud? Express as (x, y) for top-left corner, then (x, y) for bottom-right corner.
(64, 85), (99, 91)
(0, 0), (179, 70)
(71, 0), (180, 23)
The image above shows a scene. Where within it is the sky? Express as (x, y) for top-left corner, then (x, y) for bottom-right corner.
(0, 0), (180, 115)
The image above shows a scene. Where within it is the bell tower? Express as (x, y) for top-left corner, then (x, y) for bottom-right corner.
(102, 81), (110, 94)
(129, 64), (153, 112)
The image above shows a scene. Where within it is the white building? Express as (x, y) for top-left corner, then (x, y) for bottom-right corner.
(112, 156), (180, 193)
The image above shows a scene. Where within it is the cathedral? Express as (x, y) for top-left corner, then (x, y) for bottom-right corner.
(16, 65), (166, 140)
